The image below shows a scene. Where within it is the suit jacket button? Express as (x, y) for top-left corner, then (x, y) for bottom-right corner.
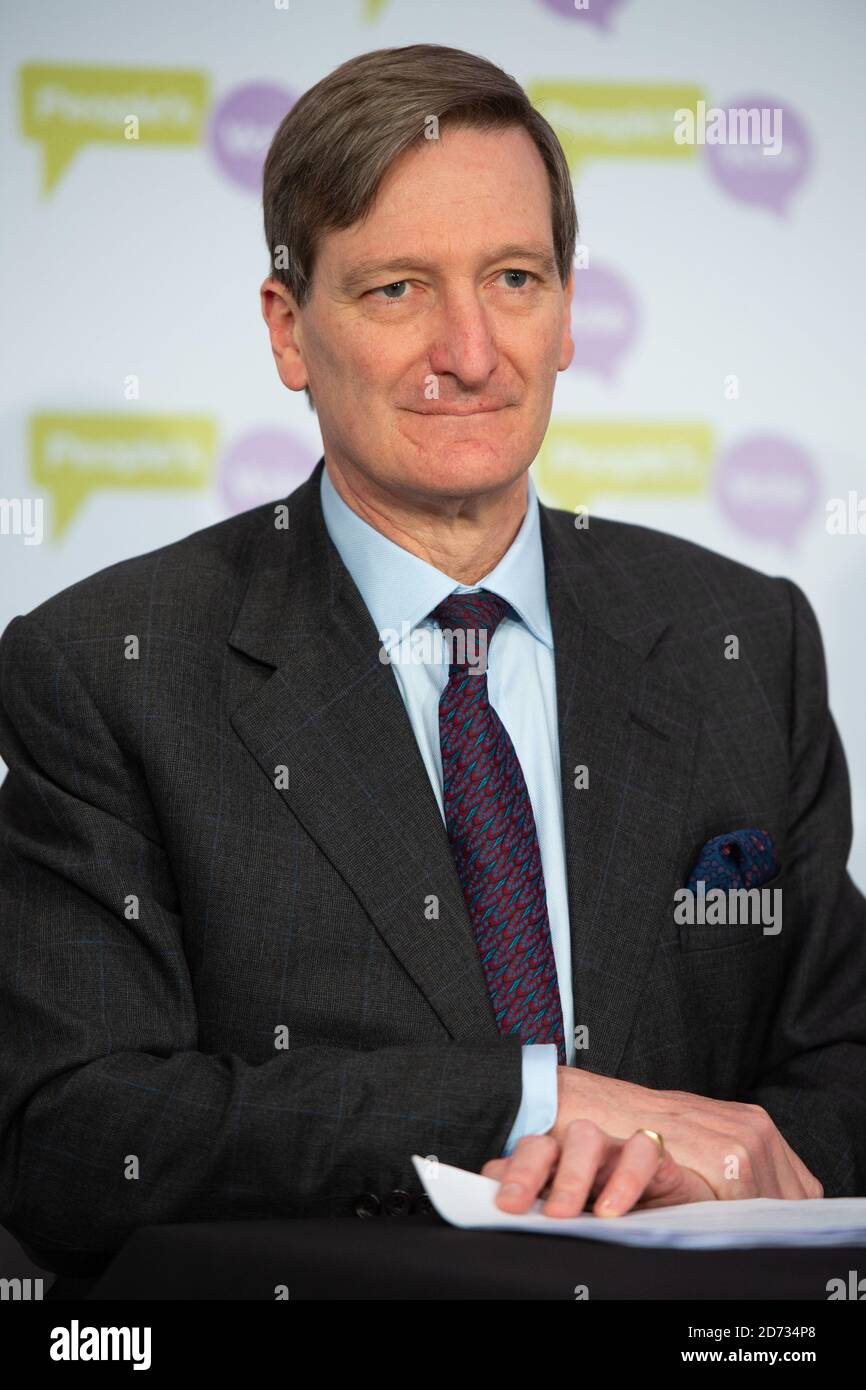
(414, 1193), (435, 1216)
(353, 1192), (381, 1218)
(383, 1189), (412, 1216)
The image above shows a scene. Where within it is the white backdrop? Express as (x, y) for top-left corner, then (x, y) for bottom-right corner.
(1, 0), (864, 883)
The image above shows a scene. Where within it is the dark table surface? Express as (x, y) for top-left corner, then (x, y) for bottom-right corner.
(59, 1216), (866, 1300)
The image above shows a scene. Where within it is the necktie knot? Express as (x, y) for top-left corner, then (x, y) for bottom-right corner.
(429, 589), (512, 673)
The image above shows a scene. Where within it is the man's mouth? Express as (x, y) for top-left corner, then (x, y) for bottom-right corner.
(404, 403), (513, 417)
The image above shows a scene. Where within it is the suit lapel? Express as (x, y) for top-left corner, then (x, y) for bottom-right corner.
(540, 507), (700, 1080)
(228, 461), (501, 1043)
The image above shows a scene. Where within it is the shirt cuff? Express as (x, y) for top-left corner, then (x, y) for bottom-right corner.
(501, 1044), (559, 1157)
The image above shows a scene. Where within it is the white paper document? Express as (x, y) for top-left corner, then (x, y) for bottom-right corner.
(411, 1155), (866, 1249)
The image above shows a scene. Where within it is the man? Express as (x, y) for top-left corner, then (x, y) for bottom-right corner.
(1, 44), (863, 1275)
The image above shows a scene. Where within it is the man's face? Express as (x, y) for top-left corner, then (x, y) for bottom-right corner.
(266, 123), (574, 503)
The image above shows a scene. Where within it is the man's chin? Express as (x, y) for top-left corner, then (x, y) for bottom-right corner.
(401, 447), (530, 497)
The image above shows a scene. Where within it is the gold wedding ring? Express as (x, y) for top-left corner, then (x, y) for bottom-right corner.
(637, 1128), (666, 1164)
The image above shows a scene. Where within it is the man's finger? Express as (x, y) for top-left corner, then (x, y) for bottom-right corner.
(592, 1129), (667, 1217)
(541, 1118), (608, 1217)
(492, 1133), (559, 1213)
(480, 1158), (507, 1180)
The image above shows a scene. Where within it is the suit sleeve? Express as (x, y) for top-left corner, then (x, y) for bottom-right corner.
(0, 614), (523, 1272)
(738, 579), (866, 1196)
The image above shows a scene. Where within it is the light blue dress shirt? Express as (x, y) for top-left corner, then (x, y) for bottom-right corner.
(320, 463), (573, 1155)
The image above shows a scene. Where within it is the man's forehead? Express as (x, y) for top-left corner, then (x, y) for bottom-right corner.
(318, 125), (553, 252)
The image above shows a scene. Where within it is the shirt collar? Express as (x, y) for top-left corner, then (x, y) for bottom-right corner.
(320, 462), (552, 656)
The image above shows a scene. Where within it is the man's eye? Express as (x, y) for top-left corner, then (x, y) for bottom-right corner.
(368, 272), (535, 299)
(371, 281), (409, 300)
(499, 269), (535, 289)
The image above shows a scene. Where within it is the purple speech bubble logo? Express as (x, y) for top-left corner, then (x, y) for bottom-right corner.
(218, 430), (317, 515)
(714, 436), (821, 549)
(705, 96), (811, 216)
(209, 83), (295, 193)
(538, 0), (629, 28)
(569, 264), (639, 379)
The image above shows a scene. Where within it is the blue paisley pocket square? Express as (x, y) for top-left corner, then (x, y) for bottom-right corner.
(685, 828), (780, 893)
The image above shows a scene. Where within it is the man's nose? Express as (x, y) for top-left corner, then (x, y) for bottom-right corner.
(426, 290), (499, 389)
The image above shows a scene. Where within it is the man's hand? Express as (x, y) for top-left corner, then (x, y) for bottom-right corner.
(549, 1067), (823, 1201)
(482, 1123), (715, 1217)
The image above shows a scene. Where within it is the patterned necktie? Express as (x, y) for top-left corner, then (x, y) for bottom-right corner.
(431, 589), (566, 1062)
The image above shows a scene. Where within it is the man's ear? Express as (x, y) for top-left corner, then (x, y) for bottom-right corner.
(558, 267), (574, 373)
(260, 277), (309, 393)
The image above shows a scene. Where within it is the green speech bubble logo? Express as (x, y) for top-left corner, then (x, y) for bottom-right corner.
(19, 64), (209, 193)
(532, 420), (714, 511)
(526, 81), (705, 174)
(31, 413), (218, 539)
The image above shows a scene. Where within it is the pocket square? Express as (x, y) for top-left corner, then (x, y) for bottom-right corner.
(686, 828), (779, 894)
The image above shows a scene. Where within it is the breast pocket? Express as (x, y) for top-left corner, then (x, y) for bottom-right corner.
(676, 867), (786, 953)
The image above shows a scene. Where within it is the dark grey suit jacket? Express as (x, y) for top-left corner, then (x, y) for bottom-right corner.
(1, 458), (865, 1273)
